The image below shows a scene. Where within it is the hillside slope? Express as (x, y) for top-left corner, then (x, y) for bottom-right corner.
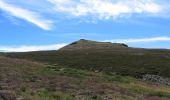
(4, 39), (170, 78)
(1, 56), (170, 100)
(59, 39), (128, 51)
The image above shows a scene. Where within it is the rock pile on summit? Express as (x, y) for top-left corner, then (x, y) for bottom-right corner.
(59, 39), (128, 51)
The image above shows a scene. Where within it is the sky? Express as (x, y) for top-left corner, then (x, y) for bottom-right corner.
(1, 0), (170, 52)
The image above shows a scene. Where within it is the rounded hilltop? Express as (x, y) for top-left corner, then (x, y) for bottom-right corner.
(59, 39), (128, 51)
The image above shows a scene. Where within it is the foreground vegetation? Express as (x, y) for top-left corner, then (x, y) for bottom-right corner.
(0, 56), (170, 100)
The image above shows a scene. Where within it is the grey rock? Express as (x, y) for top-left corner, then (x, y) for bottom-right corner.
(143, 74), (170, 85)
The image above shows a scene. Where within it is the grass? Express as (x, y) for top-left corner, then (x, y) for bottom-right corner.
(0, 56), (170, 99)
(4, 48), (170, 78)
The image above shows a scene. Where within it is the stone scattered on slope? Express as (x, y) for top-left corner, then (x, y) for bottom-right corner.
(143, 74), (170, 85)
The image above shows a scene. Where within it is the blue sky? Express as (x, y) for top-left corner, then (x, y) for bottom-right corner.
(0, 0), (170, 52)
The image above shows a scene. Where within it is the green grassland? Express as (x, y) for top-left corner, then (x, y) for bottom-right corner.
(2, 41), (170, 100)
(1, 56), (170, 100)
(4, 48), (170, 78)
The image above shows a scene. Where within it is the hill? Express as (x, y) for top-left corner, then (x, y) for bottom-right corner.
(1, 56), (170, 100)
(59, 39), (128, 51)
(4, 39), (170, 78)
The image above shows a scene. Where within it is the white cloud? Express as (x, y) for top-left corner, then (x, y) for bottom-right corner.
(48, 0), (163, 20)
(0, 44), (67, 52)
(0, 0), (53, 30)
(104, 36), (170, 43)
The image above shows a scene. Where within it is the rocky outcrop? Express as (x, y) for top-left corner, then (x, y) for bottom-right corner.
(143, 74), (170, 85)
(59, 39), (128, 51)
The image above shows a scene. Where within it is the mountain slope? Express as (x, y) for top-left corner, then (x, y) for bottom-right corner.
(59, 39), (128, 51)
(4, 39), (170, 78)
(1, 56), (170, 100)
